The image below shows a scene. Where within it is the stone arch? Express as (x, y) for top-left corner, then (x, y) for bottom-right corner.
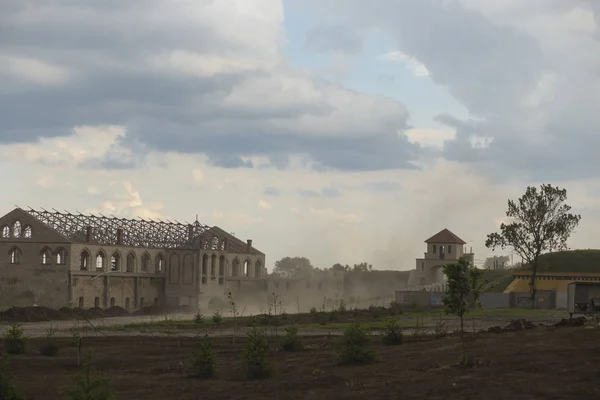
(208, 297), (226, 310)
(231, 258), (240, 277)
(155, 252), (165, 273)
(111, 251), (121, 271)
(126, 251), (136, 272)
(40, 246), (52, 265)
(169, 253), (180, 284)
(54, 247), (67, 265)
(95, 250), (107, 271)
(254, 259), (262, 278)
(182, 253), (194, 284)
(218, 255), (225, 284)
(201, 254), (209, 283)
(80, 249), (91, 270)
(12, 221), (21, 238)
(8, 246), (21, 264)
(210, 254), (217, 279)
(244, 259), (251, 277)
(141, 252), (151, 273)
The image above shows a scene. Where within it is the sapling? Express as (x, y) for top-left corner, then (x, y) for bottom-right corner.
(442, 257), (485, 362)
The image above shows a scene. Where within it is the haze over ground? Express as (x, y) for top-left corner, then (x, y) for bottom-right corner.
(1, 1), (599, 270)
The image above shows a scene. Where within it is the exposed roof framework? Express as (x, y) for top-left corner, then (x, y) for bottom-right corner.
(24, 208), (224, 250)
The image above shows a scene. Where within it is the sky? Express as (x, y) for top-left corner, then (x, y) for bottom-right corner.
(1, 0), (600, 271)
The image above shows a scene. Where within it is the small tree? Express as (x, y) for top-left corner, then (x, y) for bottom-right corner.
(65, 354), (113, 400)
(0, 355), (24, 400)
(242, 326), (273, 379)
(486, 184), (581, 306)
(2, 323), (27, 355)
(280, 326), (304, 352)
(380, 317), (404, 346)
(335, 322), (378, 365)
(190, 341), (216, 379)
(442, 257), (484, 361)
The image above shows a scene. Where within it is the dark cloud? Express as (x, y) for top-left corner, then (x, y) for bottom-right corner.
(0, 1), (420, 173)
(297, 187), (342, 198)
(304, 25), (363, 54)
(263, 187), (280, 197)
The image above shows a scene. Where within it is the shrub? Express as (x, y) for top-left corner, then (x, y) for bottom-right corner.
(434, 315), (448, 339)
(335, 322), (378, 365)
(193, 312), (204, 325)
(40, 324), (59, 357)
(212, 310), (223, 324)
(280, 326), (304, 352)
(242, 326), (273, 379)
(190, 341), (216, 379)
(65, 357), (113, 400)
(0, 355), (24, 400)
(2, 323), (27, 355)
(309, 307), (318, 315)
(328, 311), (338, 322)
(380, 317), (404, 346)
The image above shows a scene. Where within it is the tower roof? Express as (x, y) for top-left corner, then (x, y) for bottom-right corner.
(425, 229), (466, 245)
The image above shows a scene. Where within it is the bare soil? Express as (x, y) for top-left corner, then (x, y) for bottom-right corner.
(6, 324), (600, 399)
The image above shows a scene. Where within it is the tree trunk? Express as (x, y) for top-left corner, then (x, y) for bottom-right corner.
(529, 256), (539, 309)
(459, 314), (465, 360)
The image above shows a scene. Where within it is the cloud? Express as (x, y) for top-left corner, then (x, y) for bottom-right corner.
(298, 187), (342, 198)
(263, 187), (280, 196)
(0, 0), (420, 172)
(259, 200), (272, 210)
(380, 51), (430, 77)
(288, 0), (600, 181)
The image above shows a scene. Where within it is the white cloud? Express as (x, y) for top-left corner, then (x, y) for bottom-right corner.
(0, 53), (72, 86)
(381, 50), (430, 77)
(259, 200), (272, 210)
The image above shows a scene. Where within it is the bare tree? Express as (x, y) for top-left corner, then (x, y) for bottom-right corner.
(486, 184), (581, 306)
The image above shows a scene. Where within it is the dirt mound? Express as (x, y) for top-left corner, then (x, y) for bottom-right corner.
(132, 306), (163, 316)
(488, 318), (537, 333)
(0, 306), (65, 322)
(555, 316), (587, 327)
(105, 306), (130, 317)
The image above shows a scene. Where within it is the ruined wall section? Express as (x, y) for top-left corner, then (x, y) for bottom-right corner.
(0, 209), (71, 308)
(69, 243), (166, 310)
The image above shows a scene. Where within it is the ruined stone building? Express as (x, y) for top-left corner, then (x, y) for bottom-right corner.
(407, 228), (475, 291)
(0, 208), (266, 310)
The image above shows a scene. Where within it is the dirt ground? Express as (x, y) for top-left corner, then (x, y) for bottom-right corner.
(5, 323), (600, 400)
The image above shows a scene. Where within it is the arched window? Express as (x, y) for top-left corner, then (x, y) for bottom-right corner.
(55, 248), (67, 265)
(254, 260), (262, 278)
(12, 221), (21, 238)
(155, 254), (164, 273)
(126, 252), (135, 272)
(140, 297), (145, 308)
(111, 252), (120, 271)
(110, 297), (115, 307)
(1, 225), (10, 238)
(201, 254), (209, 283)
(125, 297), (130, 309)
(23, 226), (32, 239)
(218, 256), (225, 285)
(9, 247), (21, 264)
(96, 252), (105, 270)
(244, 260), (250, 277)
(40, 247), (52, 265)
(141, 253), (150, 273)
(232, 258), (240, 277)
(78, 297), (84, 308)
(211, 254), (217, 279)
(80, 250), (90, 270)
(94, 297), (100, 308)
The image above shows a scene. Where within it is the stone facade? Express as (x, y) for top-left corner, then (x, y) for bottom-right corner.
(0, 208), (266, 311)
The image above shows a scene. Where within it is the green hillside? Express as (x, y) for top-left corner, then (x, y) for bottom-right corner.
(516, 250), (600, 273)
(482, 250), (600, 292)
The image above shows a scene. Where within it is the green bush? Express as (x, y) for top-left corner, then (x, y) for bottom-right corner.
(211, 310), (223, 325)
(380, 317), (404, 346)
(65, 359), (113, 400)
(190, 341), (216, 379)
(0, 355), (24, 400)
(2, 323), (27, 355)
(280, 326), (304, 352)
(242, 326), (273, 379)
(193, 312), (204, 325)
(336, 322), (378, 365)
